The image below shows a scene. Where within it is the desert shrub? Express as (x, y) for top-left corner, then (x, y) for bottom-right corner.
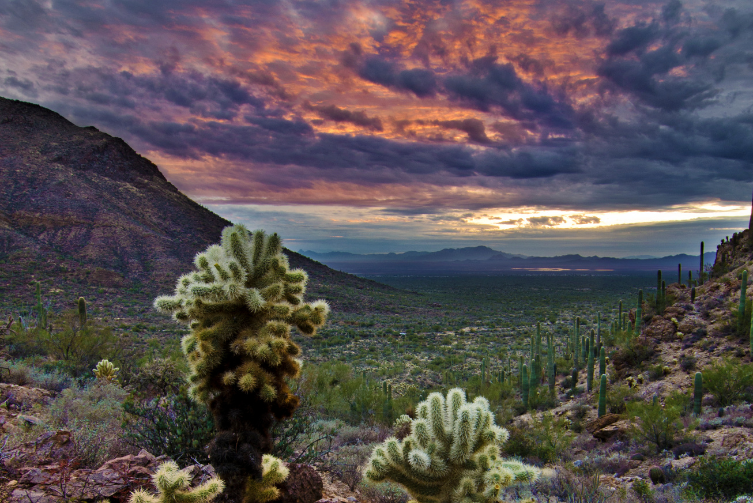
(611, 337), (656, 378)
(271, 403), (336, 464)
(601, 383), (638, 415)
(679, 354), (697, 372)
(647, 363), (666, 382)
(686, 457), (753, 500)
(122, 389), (215, 464)
(627, 400), (683, 453)
(504, 412), (575, 464)
(328, 443), (373, 490)
(671, 441), (706, 458)
(46, 381), (132, 467)
(702, 358), (753, 406)
(0, 358), (73, 392)
(358, 479), (409, 503)
(526, 386), (557, 411)
(127, 357), (186, 398)
(533, 470), (621, 503)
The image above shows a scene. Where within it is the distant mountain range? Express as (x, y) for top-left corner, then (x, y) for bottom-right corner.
(300, 246), (718, 275)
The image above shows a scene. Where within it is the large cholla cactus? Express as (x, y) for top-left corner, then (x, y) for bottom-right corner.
(129, 461), (224, 503)
(365, 388), (539, 503)
(154, 224), (329, 503)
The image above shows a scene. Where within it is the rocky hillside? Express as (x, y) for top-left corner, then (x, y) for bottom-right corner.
(0, 97), (407, 316)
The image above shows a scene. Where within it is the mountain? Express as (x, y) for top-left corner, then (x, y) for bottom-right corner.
(299, 247), (718, 275)
(0, 97), (403, 315)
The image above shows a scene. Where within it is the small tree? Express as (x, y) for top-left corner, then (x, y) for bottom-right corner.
(627, 399), (682, 453)
(154, 225), (329, 503)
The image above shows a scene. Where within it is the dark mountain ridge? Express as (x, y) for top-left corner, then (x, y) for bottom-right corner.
(0, 97), (401, 315)
(300, 247), (717, 275)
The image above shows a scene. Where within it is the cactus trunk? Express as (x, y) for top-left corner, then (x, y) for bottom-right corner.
(598, 374), (607, 417)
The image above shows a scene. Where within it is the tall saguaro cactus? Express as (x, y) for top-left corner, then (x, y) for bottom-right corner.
(365, 388), (539, 503)
(700, 241), (705, 284)
(598, 374), (607, 418)
(154, 225), (329, 503)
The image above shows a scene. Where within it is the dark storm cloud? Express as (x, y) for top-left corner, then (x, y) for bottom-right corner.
(305, 103), (383, 131)
(435, 119), (490, 143)
(444, 58), (575, 130)
(357, 56), (438, 97)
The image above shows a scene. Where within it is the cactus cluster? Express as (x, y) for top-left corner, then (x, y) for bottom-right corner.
(154, 224), (329, 502)
(128, 461), (225, 503)
(365, 388), (539, 503)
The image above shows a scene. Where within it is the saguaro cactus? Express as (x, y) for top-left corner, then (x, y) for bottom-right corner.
(586, 339), (594, 392)
(522, 364), (529, 408)
(700, 241), (704, 284)
(365, 388), (539, 503)
(598, 374), (607, 418)
(78, 297), (87, 327)
(599, 346), (606, 377)
(153, 225), (329, 503)
(694, 372), (703, 416)
(739, 270), (748, 334)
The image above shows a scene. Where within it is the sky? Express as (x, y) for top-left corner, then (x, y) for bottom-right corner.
(1, 0), (752, 256)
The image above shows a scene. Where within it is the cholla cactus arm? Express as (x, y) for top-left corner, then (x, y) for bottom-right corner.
(128, 461), (224, 503)
(244, 454), (290, 503)
(365, 388), (539, 503)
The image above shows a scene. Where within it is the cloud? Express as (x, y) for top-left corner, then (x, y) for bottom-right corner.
(357, 56), (438, 97)
(527, 216), (566, 227)
(570, 214), (601, 225)
(435, 119), (490, 143)
(305, 103), (383, 131)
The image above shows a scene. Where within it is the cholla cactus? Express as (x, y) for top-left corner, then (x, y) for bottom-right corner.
(93, 359), (119, 382)
(128, 461), (224, 503)
(244, 455), (289, 503)
(154, 224), (329, 503)
(365, 388), (539, 503)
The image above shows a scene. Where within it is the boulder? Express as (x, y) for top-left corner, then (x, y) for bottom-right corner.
(644, 316), (677, 341)
(2, 431), (75, 469)
(593, 420), (630, 441)
(586, 414), (621, 434)
(0, 384), (55, 410)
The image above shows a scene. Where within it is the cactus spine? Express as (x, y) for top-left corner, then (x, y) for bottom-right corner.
(245, 455), (289, 503)
(153, 225), (329, 503)
(694, 372), (703, 416)
(365, 388), (539, 503)
(78, 297), (87, 327)
(598, 374), (607, 418)
(128, 461), (224, 503)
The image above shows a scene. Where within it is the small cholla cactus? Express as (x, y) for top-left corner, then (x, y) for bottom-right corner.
(365, 388), (539, 503)
(626, 376), (637, 388)
(244, 455), (289, 503)
(93, 359), (119, 382)
(128, 461), (224, 503)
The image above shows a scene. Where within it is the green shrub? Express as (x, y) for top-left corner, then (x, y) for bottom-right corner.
(702, 358), (753, 406)
(687, 457), (753, 500)
(0, 358), (73, 392)
(504, 412), (575, 464)
(46, 381), (131, 467)
(122, 390), (215, 464)
(599, 383), (638, 415)
(627, 399), (683, 453)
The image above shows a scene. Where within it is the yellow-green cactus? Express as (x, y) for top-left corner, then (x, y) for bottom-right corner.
(128, 461), (224, 503)
(153, 224), (329, 503)
(93, 359), (119, 382)
(365, 388), (539, 503)
(245, 455), (289, 503)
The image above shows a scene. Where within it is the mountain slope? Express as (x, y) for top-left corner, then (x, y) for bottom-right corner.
(0, 97), (404, 315)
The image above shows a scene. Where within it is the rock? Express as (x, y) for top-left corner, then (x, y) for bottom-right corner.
(645, 316), (677, 341)
(670, 457), (696, 471)
(0, 384), (55, 411)
(275, 464), (324, 503)
(10, 489), (62, 503)
(586, 414), (621, 434)
(2, 431), (75, 469)
(593, 421), (629, 441)
(15, 415), (44, 427)
(722, 432), (750, 449)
